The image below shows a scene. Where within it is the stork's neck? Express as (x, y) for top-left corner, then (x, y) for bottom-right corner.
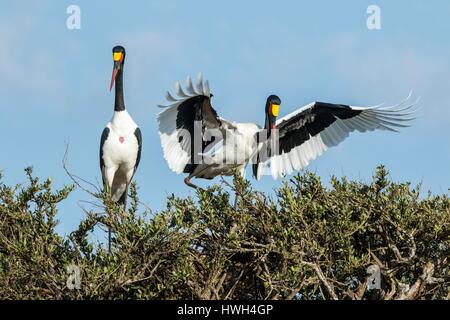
(114, 67), (125, 112)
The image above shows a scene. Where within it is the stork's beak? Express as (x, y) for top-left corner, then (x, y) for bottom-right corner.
(264, 104), (280, 156)
(110, 51), (123, 91)
(109, 60), (120, 91)
(269, 104), (279, 147)
(270, 123), (278, 146)
(269, 117), (278, 156)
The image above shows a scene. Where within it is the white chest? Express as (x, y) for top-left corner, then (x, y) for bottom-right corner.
(102, 111), (139, 168)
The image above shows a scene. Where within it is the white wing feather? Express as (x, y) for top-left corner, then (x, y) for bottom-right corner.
(157, 74), (213, 173)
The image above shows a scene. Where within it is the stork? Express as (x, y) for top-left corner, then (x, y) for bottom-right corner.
(157, 74), (417, 192)
(100, 46), (142, 250)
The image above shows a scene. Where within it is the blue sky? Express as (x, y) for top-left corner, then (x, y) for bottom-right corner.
(0, 1), (449, 239)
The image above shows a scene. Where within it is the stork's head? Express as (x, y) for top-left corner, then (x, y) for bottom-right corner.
(265, 95), (281, 130)
(110, 46), (126, 91)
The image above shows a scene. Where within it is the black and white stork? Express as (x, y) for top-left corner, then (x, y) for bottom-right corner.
(100, 46), (142, 208)
(157, 74), (417, 189)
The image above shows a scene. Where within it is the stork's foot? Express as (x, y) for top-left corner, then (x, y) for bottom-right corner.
(184, 176), (199, 189)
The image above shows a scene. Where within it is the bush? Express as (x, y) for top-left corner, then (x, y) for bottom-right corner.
(0, 166), (448, 300)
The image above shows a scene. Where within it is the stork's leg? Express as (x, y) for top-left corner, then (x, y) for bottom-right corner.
(121, 169), (135, 209)
(108, 184), (128, 253)
(104, 165), (121, 254)
(108, 228), (112, 253)
(103, 168), (116, 254)
(184, 175), (199, 189)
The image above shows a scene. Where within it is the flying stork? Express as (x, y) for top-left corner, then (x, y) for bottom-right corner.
(157, 74), (417, 189)
(100, 46), (142, 248)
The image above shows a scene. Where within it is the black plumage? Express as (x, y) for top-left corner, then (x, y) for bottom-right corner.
(134, 127), (143, 173)
(99, 127), (110, 185)
(174, 95), (222, 174)
(277, 102), (362, 154)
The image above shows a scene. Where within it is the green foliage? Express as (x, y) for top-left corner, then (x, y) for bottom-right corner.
(0, 166), (448, 300)
(0, 168), (75, 299)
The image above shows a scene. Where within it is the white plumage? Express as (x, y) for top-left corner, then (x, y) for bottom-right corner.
(101, 111), (140, 202)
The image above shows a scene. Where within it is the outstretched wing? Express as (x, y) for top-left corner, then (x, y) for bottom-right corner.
(254, 94), (419, 180)
(157, 74), (224, 174)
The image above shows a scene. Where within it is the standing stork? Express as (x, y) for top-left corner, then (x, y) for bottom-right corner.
(100, 46), (142, 250)
(157, 74), (417, 191)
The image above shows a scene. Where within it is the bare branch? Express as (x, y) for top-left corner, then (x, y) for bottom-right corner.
(62, 142), (101, 197)
(396, 262), (435, 300)
(301, 261), (338, 300)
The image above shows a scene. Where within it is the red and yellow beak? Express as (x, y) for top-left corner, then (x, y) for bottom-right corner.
(109, 52), (124, 91)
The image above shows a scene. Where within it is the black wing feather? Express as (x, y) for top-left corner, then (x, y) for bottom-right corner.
(277, 102), (361, 155)
(252, 102), (361, 179)
(99, 127), (110, 185)
(175, 96), (222, 174)
(134, 127), (142, 172)
(252, 98), (417, 180)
